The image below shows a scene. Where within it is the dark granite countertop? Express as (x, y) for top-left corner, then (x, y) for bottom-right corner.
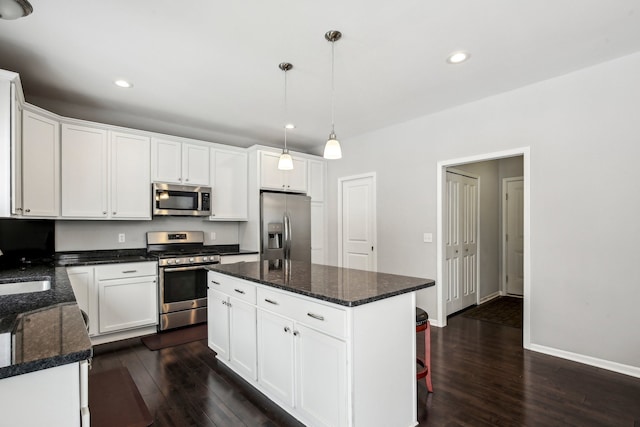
(207, 260), (435, 307)
(0, 266), (92, 379)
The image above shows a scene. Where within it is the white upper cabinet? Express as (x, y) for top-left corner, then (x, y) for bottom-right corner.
(182, 143), (210, 186)
(210, 148), (248, 220)
(62, 124), (151, 219)
(110, 131), (151, 219)
(21, 109), (60, 217)
(151, 138), (210, 186)
(260, 151), (307, 193)
(307, 159), (325, 202)
(61, 124), (109, 218)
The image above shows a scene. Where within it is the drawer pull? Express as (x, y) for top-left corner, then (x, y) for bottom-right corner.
(211, 280), (221, 285)
(264, 298), (279, 305)
(122, 270), (137, 274)
(234, 289), (245, 294)
(307, 312), (325, 321)
(284, 326), (290, 333)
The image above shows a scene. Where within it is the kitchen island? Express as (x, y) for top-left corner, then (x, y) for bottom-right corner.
(207, 260), (435, 427)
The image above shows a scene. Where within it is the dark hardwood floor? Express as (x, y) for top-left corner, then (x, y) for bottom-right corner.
(91, 314), (640, 426)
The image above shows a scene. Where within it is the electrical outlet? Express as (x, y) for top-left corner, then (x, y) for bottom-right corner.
(210, 232), (216, 240)
(118, 233), (126, 243)
(423, 233), (433, 243)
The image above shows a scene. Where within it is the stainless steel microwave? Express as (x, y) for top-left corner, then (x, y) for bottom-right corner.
(153, 183), (211, 216)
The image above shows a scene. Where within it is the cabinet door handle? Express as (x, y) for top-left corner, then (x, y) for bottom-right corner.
(284, 326), (290, 333)
(264, 298), (279, 305)
(185, 178), (189, 182)
(24, 208), (30, 213)
(293, 331), (300, 336)
(122, 270), (137, 274)
(307, 312), (325, 321)
(234, 289), (245, 295)
(113, 212), (117, 215)
(211, 280), (221, 285)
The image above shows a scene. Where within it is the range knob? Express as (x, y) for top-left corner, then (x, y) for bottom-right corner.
(202, 256), (209, 262)
(189, 257), (195, 263)
(167, 259), (175, 265)
(175, 259), (182, 264)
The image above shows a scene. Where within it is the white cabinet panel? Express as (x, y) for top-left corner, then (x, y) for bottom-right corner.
(210, 148), (247, 220)
(308, 159), (325, 202)
(296, 324), (347, 427)
(207, 288), (230, 359)
(110, 132), (151, 219)
(183, 143), (210, 185)
(151, 138), (182, 184)
(257, 310), (295, 407)
(0, 362), (82, 427)
(61, 124), (108, 218)
(229, 297), (257, 380)
(98, 275), (158, 333)
(21, 110), (60, 217)
(311, 202), (326, 264)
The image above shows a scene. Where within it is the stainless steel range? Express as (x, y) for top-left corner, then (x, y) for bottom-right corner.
(147, 231), (220, 331)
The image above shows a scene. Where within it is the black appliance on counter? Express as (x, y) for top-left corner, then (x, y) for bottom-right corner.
(147, 231), (220, 331)
(0, 218), (55, 268)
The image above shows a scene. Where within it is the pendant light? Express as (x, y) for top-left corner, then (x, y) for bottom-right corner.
(278, 62), (294, 170)
(323, 30), (342, 160)
(0, 0), (33, 19)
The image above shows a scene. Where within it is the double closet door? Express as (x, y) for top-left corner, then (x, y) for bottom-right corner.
(445, 171), (479, 315)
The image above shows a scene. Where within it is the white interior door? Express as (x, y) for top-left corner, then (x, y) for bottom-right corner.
(504, 178), (524, 295)
(339, 174), (376, 271)
(445, 171), (478, 315)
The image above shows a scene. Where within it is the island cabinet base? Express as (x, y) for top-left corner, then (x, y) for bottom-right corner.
(207, 271), (418, 427)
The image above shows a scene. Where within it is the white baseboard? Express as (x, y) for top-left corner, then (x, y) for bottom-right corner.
(479, 292), (500, 304)
(529, 343), (640, 379)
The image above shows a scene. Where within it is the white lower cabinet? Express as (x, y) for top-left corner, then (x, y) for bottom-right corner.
(67, 262), (158, 342)
(207, 273), (257, 381)
(257, 310), (295, 407)
(0, 361), (89, 426)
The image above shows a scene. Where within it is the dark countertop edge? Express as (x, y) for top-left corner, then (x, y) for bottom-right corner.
(208, 266), (435, 307)
(54, 247), (258, 266)
(0, 348), (93, 380)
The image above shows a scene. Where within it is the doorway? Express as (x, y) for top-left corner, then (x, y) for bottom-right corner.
(436, 148), (531, 349)
(338, 173), (377, 271)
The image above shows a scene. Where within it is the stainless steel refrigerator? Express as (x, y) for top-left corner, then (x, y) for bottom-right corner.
(260, 191), (311, 262)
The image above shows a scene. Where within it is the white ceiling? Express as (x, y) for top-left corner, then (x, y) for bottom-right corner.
(1, 1), (640, 155)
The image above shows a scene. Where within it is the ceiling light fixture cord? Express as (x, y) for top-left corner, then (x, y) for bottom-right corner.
(330, 39), (336, 135)
(278, 62), (294, 170)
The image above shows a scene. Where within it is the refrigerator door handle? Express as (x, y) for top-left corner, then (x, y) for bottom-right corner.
(284, 213), (292, 259)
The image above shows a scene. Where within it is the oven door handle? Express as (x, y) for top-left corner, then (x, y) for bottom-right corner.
(162, 265), (213, 272)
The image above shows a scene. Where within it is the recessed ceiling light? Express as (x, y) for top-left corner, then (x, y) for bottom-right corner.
(447, 51), (470, 64)
(285, 123), (295, 129)
(114, 79), (133, 88)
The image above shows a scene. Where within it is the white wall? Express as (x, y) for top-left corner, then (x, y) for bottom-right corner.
(55, 218), (239, 251)
(326, 52), (640, 372)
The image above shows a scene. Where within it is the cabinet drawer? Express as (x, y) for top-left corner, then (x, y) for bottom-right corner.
(94, 262), (157, 280)
(257, 287), (346, 338)
(208, 272), (256, 304)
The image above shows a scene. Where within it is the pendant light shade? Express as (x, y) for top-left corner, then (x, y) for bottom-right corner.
(0, 0), (33, 19)
(324, 30), (343, 160)
(323, 132), (342, 159)
(278, 62), (294, 171)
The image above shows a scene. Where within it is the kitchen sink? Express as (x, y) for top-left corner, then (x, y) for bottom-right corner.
(0, 280), (51, 296)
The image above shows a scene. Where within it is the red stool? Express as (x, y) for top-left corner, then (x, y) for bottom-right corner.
(416, 307), (433, 392)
